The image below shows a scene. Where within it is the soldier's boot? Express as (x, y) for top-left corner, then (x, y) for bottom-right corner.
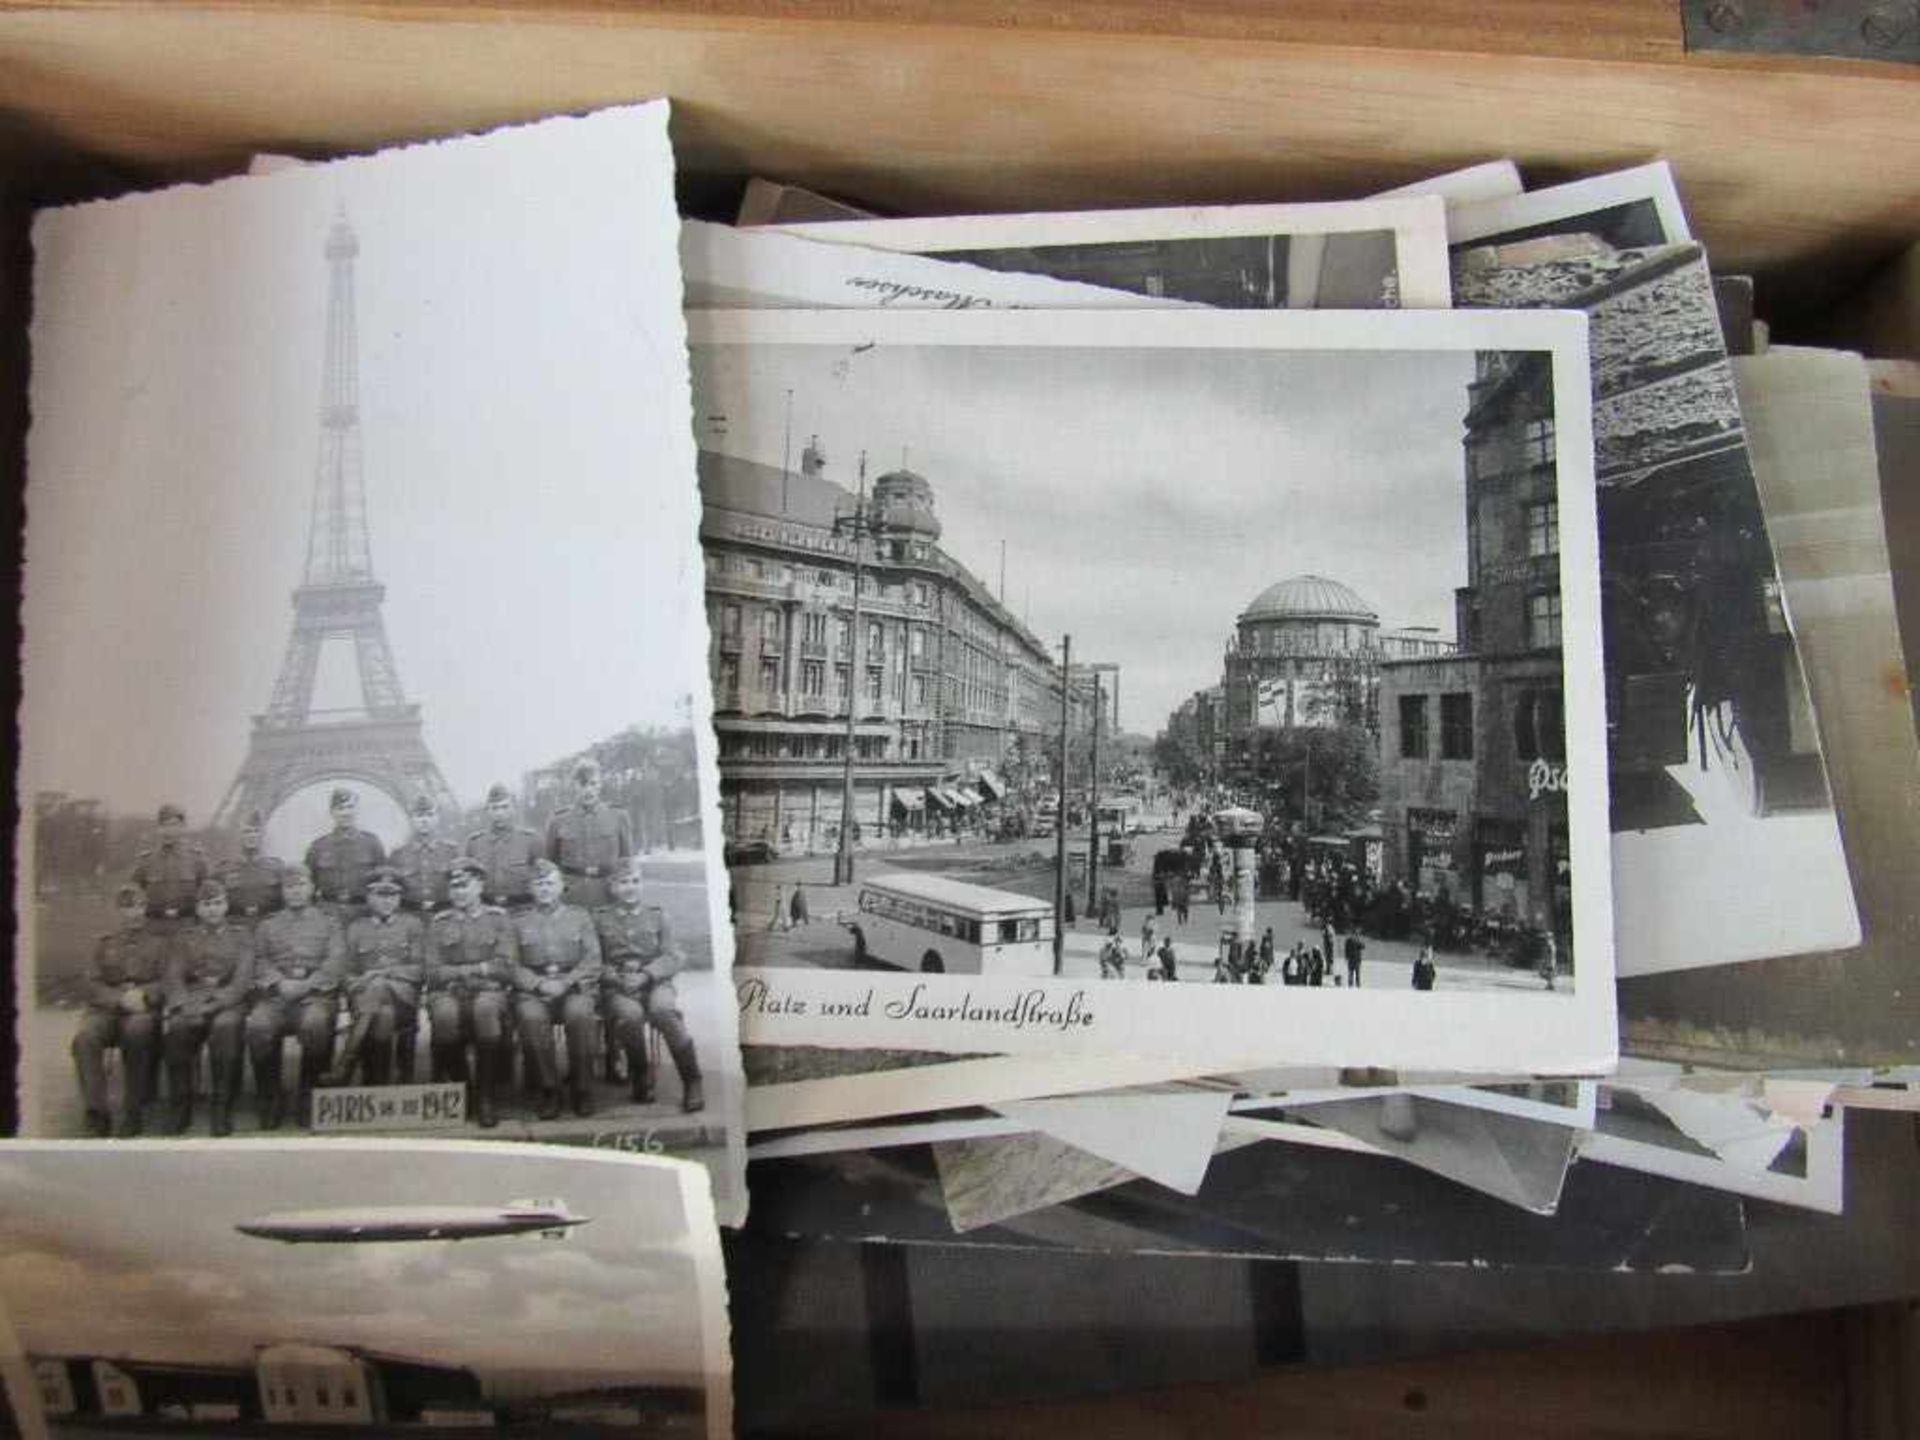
(121, 1062), (152, 1138)
(164, 1057), (195, 1135)
(394, 1028), (417, 1084)
(256, 1080), (284, 1131)
(570, 1079), (594, 1118)
(83, 1109), (111, 1138)
(668, 1038), (705, 1114)
(473, 1049), (500, 1129)
(210, 1080), (235, 1139)
(117, 1107), (144, 1139)
(536, 1085), (563, 1122)
(627, 1045), (655, 1105)
(365, 1044), (391, 1088)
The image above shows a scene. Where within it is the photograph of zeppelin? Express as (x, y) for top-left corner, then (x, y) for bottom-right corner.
(16, 119), (738, 1172)
(692, 307), (1616, 1073)
(0, 1141), (731, 1437)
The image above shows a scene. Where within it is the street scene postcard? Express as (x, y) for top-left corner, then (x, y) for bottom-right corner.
(14, 105), (746, 1221)
(691, 306), (1618, 1075)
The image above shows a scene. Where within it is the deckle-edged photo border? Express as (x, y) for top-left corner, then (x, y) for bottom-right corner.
(696, 306), (1615, 1075)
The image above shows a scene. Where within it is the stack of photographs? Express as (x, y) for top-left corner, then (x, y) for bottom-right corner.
(689, 158), (1895, 1242)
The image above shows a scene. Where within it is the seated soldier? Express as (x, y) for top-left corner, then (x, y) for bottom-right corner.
(162, 878), (254, 1135)
(328, 866), (425, 1086)
(592, 857), (703, 1113)
(426, 856), (517, 1127)
(72, 882), (167, 1137)
(511, 858), (604, 1119)
(245, 864), (346, 1129)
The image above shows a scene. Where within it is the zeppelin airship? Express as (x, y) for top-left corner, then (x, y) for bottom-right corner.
(236, 1198), (590, 1244)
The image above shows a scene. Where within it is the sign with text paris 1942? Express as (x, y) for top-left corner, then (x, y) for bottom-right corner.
(690, 305), (1617, 1077)
(13, 104), (747, 1224)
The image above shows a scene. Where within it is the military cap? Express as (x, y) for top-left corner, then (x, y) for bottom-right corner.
(366, 866), (403, 894)
(244, 809), (265, 828)
(196, 877), (228, 901)
(115, 881), (146, 905)
(410, 794), (437, 817)
(609, 856), (646, 883)
(572, 757), (602, 783)
(280, 863), (314, 885)
(530, 857), (562, 881)
(447, 856), (487, 884)
(157, 803), (186, 824)
(484, 782), (513, 805)
(329, 787), (357, 809)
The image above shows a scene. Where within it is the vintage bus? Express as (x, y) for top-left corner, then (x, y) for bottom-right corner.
(847, 872), (1056, 975)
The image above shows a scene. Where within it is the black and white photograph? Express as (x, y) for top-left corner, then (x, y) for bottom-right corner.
(692, 306), (1616, 1074)
(0, 1140), (732, 1437)
(775, 196), (1454, 311)
(13, 105), (745, 1218)
(1449, 165), (1860, 977)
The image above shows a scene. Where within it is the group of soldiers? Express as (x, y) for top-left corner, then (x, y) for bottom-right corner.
(71, 760), (704, 1139)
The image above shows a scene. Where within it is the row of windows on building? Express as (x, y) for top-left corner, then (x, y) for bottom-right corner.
(718, 732), (894, 761)
(1465, 415), (1556, 480)
(1396, 686), (1567, 765)
(707, 548), (941, 608)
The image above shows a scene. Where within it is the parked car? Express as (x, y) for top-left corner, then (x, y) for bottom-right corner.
(724, 839), (777, 867)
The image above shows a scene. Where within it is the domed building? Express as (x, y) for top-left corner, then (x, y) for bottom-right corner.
(1220, 573), (1450, 739)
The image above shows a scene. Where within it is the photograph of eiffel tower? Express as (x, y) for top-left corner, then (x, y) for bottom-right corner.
(18, 107), (741, 1201)
(213, 215), (459, 836)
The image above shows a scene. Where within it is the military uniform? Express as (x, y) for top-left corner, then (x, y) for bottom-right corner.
(72, 920), (168, 1134)
(305, 826), (387, 915)
(162, 920), (254, 1134)
(425, 904), (518, 1123)
(512, 902), (604, 1115)
(334, 908), (427, 1084)
(218, 850), (285, 924)
(465, 824), (543, 910)
(546, 803), (633, 909)
(390, 834), (460, 913)
(593, 902), (703, 1110)
(130, 841), (210, 928)
(246, 905), (346, 1127)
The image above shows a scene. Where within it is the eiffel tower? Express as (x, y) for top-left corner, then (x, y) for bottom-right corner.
(213, 214), (458, 831)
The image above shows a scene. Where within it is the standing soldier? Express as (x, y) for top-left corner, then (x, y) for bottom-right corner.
(328, 866), (426, 1086)
(72, 882), (167, 1136)
(426, 856), (517, 1127)
(546, 758), (632, 910)
(466, 782), (542, 911)
(246, 864), (345, 1129)
(305, 786), (387, 918)
(161, 878), (254, 1135)
(512, 858), (604, 1119)
(391, 794), (460, 915)
(129, 802), (209, 931)
(218, 810), (284, 926)
(593, 857), (704, 1113)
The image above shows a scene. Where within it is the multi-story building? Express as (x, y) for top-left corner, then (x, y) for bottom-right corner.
(1376, 350), (1572, 944)
(700, 440), (1073, 848)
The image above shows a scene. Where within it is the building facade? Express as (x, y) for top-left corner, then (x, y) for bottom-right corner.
(1376, 350), (1572, 946)
(701, 441), (1074, 848)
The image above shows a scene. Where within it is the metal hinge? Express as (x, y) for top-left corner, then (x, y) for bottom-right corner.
(1682, 0), (1919, 62)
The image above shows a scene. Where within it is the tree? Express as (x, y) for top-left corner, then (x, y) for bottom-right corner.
(1152, 728), (1207, 788)
(1240, 725), (1378, 830)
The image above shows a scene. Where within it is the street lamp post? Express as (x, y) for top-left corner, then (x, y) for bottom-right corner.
(830, 456), (879, 888)
(1053, 634), (1072, 976)
(1081, 662), (1120, 919)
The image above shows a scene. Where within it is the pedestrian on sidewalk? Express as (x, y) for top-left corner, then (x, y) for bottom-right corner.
(769, 881), (791, 932)
(789, 883), (810, 928)
(1344, 931), (1365, 988)
(1413, 943), (1437, 991)
(1157, 935), (1179, 983)
(1321, 920), (1335, 974)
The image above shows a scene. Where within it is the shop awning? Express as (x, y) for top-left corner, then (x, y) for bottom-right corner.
(923, 788), (954, 811)
(975, 772), (1005, 799)
(892, 791), (925, 812)
(955, 786), (983, 806)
